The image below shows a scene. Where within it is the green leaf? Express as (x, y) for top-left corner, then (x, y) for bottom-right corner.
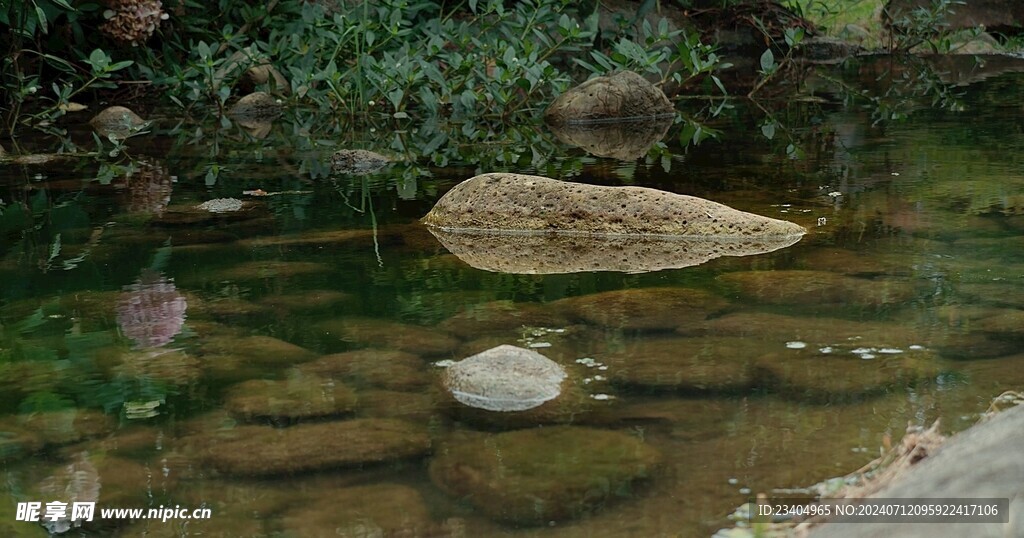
(759, 48), (775, 72)
(35, 5), (48, 34)
(761, 121), (776, 140)
(88, 48), (110, 71)
(106, 60), (134, 72)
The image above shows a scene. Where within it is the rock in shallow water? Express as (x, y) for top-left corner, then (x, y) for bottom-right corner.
(442, 344), (567, 412)
(554, 287), (729, 331)
(430, 228), (805, 274)
(223, 374), (358, 421)
(423, 173), (805, 238)
(717, 270), (917, 307)
(429, 426), (661, 524)
(193, 418), (431, 476)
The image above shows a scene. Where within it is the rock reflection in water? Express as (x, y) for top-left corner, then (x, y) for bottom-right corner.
(547, 116), (673, 160)
(442, 344), (567, 412)
(428, 229), (804, 274)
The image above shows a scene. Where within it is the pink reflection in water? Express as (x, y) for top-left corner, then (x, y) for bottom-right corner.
(116, 269), (187, 349)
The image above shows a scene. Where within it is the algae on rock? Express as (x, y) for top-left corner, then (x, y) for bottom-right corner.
(429, 426), (661, 524)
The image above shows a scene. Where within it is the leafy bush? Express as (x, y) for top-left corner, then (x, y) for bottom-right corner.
(1, 0), (728, 134)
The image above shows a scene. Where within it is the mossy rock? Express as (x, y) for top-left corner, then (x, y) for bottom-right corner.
(754, 348), (944, 403)
(295, 349), (430, 391)
(429, 426), (661, 524)
(429, 227), (805, 274)
(223, 374), (359, 421)
(544, 71), (673, 124)
(330, 149), (392, 174)
(258, 289), (351, 312)
(601, 337), (761, 392)
(316, 317), (460, 357)
(227, 91), (282, 120)
(439, 300), (570, 339)
(199, 335), (318, 366)
(194, 418), (431, 476)
(687, 312), (928, 347)
(278, 484), (447, 537)
(0, 423), (43, 462)
(207, 260), (331, 281)
(717, 270), (917, 307)
(356, 389), (440, 421)
(423, 173), (806, 238)
(3, 409), (116, 448)
(553, 287), (729, 331)
(89, 106), (147, 139)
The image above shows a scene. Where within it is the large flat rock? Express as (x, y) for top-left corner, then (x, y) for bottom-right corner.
(423, 173), (806, 238)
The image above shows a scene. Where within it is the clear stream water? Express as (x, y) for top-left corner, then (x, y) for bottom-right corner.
(2, 60), (1024, 537)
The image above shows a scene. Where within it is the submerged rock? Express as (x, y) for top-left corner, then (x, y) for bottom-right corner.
(330, 149), (392, 174)
(422, 173), (806, 238)
(279, 484), (451, 537)
(199, 334), (318, 366)
(7, 409), (116, 448)
(90, 106), (147, 139)
(442, 345), (567, 412)
(317, 317), (460, 357)
(717, 270), (917, 307)
(553, 287), (729, 331)
(755, 348), (943, 403)
(601, 337), (762, 392)
(430, 426), (661, 524)
(194, 418), (431, 476)
(209, 260), (331, 281)
(430, 228), (805, 274)
(548, 116), (672, 159)
(296, 348), (431, 391)
(223, 374), (358, 421)
(544, 71), (673, 124)
(439, 300), (569, 338)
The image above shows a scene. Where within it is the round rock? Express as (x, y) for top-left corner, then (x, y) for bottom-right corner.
(443, 345), (567, 412)
(544, 71), (673, 124)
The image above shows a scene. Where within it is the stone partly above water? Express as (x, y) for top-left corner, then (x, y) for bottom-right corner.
(430, 228), (806, 274)
(554, 287), (729, 331)
(423, 173), (805, 274)
(89, 105), (147, 139)
(543, 71), (673, 124)
(194, 418), (431, 476)
(442, 345), (567, 412)
(547, 116), (673, 160)
(423, 174), (806, 238)
(330, 149), (392, 174)
(429, 426), (661, 524)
